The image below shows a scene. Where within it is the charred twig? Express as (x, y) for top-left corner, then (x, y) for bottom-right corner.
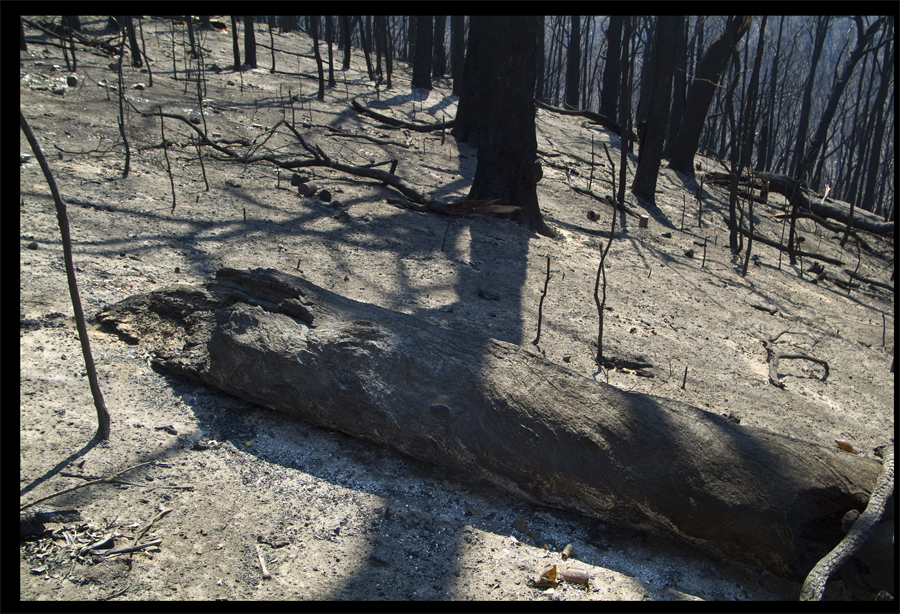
(132, 507), (172, 548)
(20, 462), (153, 511)
(96, 540), (163, 558)
(532, 256), (551, 346)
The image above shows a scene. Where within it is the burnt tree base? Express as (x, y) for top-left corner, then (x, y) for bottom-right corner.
(97, 267), (889, 585)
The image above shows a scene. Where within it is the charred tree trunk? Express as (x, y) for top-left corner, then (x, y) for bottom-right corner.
(310, 16), (325, 100)
(230, 16), (241, 69)
(452, 17), (488, 144)
(340, 16), (351, 70)
(243, 16), (256, 68)
(411, 16), (433, 90)
(668, 16), (752, 173)
(96, 267), (888, 584)
(451, 16), (465, 96)
(565, 15), (581, 109)
(631, 16), (677, 205)
(463, 16), (551, 237)
(124, 16), (143, 67)
(598, 16), (623, 120)
(789, 17), (830, 180)
(663, 16), (687, 160)
(433, 15), (446, 79)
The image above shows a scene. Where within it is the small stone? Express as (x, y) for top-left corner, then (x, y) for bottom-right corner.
(318, 189), (332, 203)
(26, 241), (38, 250)
(51, 87), (66, 96)
(133, 83), (145, 90)
(66, 75), (78, 87)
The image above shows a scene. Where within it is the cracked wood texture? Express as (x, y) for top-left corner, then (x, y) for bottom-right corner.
(97, 267), (886, 582)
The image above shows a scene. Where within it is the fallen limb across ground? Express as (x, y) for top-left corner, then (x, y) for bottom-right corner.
(97, 267), (889, 586)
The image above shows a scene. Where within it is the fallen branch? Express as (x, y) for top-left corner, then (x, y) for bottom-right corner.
(734, 224), (845, 267)
(843, 270), (894, 292)
(571, 185), (640, 218)
(351, 99), (453, 132)
(761, 332), (829, 389)
(534, 99), (631, 139)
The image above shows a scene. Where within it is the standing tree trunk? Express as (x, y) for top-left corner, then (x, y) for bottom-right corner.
(599, 16), (623, 120)
(279, 16), (297, 33)
(230, 16), (241, 69)
(453, 17), (488, 143)
(310, 16), (325, 100)
(243, 16), (256, 68)
(796, 16), (887, 186)
(340, 16), (351, 70)
(634, 17), (658, 128)
(631, 16), (678, 206)
(411, 16), (433, 90)
(668, 16), (752, 173)
(859, 28), (892, 213)
(663, 17), (687, 159)
(124, 16), (143, 67)
(789, 17), (830, 180)
(464, 17), (552, 237)
(432, 15), (446, 79)
(451, 16), (465, 96)
(354, 16), (374, 81)
(325, 16), (336, 87)
(565, 15), (581, 109)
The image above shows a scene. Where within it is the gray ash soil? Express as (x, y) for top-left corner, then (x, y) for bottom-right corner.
(20, 17), (893, 601)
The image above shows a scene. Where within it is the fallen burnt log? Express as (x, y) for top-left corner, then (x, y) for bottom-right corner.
(534, 99), (634, 140)
(706, 171), (893, 237)
(96, 267), (888, 585)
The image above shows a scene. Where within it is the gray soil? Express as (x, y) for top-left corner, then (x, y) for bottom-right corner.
(20, 18), (894, 601)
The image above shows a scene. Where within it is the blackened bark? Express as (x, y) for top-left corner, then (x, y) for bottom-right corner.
(451, 16), (465, 96)
(412, 16), (433, 89)
(860, 30), (892, 213)
(668, 16), (752, 173)
(310, 17), (325, 100)
(464, 17), (551, 236)
(325, 16), (336, 87)
(790, 17), (830, 179)
(663, 17), (687, 159)
(796, 17), (887, 184)
(243, 16), (256, 68)
(452, 17), (488, 143)
(230, 16), (241, 68)
(433, 15), (446, 78)
(565, 15), (581, 109)
(632, 16), (678, 205)
(124, 16), (143, 67)
(340, 16), (351, 70)
(599, 16), (623, 119)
